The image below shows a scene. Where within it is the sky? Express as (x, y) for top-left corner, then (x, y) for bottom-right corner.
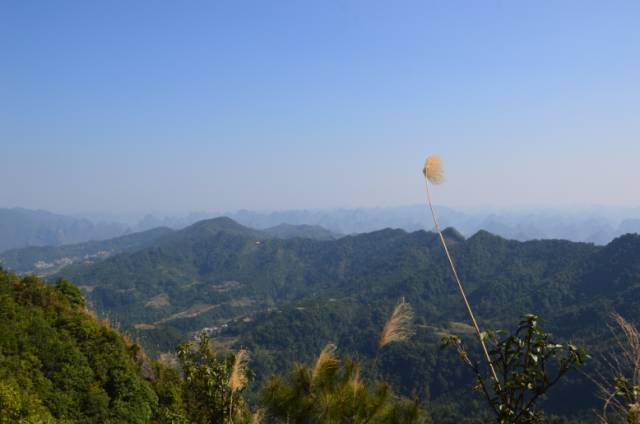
(2, 1), (639, 216)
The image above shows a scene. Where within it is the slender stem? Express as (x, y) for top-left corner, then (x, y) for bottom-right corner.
(424, 179), (502, 391)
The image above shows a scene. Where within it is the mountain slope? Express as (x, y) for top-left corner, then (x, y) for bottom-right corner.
(262, 223), (339, 240)
(55, 217), (616, 342)
(53, 217), (640, 421)
(0, 226), (173, 275)
(0, 268), (158, 422)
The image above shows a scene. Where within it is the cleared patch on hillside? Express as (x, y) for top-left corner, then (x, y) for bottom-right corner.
(420, 321), (476, 337)
(78, 285), (96, 293)
(229, 297), (254, 307)
(145, 293), (170, 308)
(447, 321), (475, 334)
(157, 303), (218, 324)
(211, 280), (242, 292)
(133, 323), (156, 330)
(210, 336), (240, 352)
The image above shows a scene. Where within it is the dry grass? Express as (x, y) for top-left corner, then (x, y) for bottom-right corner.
(447, 321), (476, 334)
(594, 313), (640, 423)
(133, 323), (156, 330)
(379, 298), (415, 348)
(77, 285), (96, 293)
(156, 303), (218, 324)
(211, 280), (243, 292)
(250, 409), (265, 424)
(229, 349), (250, 392)
(158, 352), (179, 368)
(422, 155), (444, 185)
(229, 297), (254, 307)
(422, 154), (501, 389)
(312, 343), (339, 383)
(210, 336), (241, 352)
(144, 293), (170, 308)
(348, 364), (363, 395)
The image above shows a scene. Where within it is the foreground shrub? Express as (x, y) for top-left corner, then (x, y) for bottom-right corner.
(444, 314), (587, 423)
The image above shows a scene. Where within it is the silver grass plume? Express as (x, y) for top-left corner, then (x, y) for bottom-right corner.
(379, 298), (415, 348)
(312, 343), (339, 383)
(422, 154), (501, 389)
(230, 349), (250, 392)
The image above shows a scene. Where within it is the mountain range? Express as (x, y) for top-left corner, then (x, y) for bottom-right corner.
(0, 208), (127, 253)
(40, 216), (640, 422)
(3, 206), (640, 254)
(0, 220), (338, 276)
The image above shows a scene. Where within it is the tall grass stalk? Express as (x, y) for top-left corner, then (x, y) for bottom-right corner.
(312, 343), (339, 383)
(373, 298), (415, 378)
(228, 349), (250, 424)
(422, 155), (501, 389)
(594, 313), (640, 423)
(379, 297), (415, 349)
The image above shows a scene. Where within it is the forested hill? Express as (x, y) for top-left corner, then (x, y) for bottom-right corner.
(0, 268), (159, 422)
(0, 227), (173, 275)
(56, 217), (640, 332)
(0, 219), (339, 276)
(53, 217), (640, 340)
(51, 217), (640, 421)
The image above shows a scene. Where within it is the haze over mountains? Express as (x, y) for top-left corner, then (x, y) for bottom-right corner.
(2, 205), (640, 254)
(0, 208), (127, 252)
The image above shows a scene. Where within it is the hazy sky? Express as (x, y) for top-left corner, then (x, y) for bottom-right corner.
(2, 1), (639, 215)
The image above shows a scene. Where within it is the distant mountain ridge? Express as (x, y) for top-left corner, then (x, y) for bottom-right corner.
(130, 205), (640, 244)
(0, 218), (340, 275)
(0, 227), (173, 275)
(227, 205), (640, 244)
(0, 208), (127, 253)
(2, 205), (640, 255)
(262, 223), (339, 240)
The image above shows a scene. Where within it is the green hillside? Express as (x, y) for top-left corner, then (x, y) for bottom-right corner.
(262, 223), (339, 240)
(0, 227), (173, 275)
(0, 267), (427, 423)
(0, 268), (159, 423)
(50, 218), (640, 421)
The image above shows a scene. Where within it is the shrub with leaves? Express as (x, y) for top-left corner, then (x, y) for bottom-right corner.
(177, 333), (253, 424)
(443, 314), (587, 423)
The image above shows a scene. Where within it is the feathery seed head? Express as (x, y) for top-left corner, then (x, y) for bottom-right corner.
(349, 365), (363, 395)
(379, 298), (415, 348)
(229, 349), (250, 392)
(312, 343), (339, 382)
(423, 155), (444, 185)
(250, 409), (265, 424)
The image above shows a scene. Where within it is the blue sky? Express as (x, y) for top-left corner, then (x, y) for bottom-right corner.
(2, 1), (639, 215)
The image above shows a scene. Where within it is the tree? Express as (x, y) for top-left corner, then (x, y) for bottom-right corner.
(176, 333), (252, 424)
(55, 278), (85, 308)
